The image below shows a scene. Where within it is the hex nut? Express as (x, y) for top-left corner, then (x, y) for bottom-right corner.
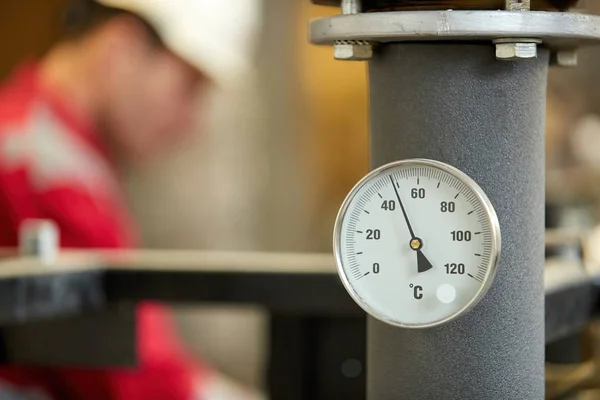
(495, 42), (538, 60)
(334, 40), (373, 61)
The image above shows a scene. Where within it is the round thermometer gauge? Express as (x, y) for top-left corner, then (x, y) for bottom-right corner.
(334, 159), (501, 328)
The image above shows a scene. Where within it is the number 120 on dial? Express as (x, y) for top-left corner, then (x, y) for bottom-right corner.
(333, 159), (501, 328)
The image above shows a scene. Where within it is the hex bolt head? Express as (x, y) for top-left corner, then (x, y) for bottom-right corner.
(551, 50), (578, 67)
(505, 0), (531, 11)
(495, 42), (538, 60)
(334, 40), (373, 61)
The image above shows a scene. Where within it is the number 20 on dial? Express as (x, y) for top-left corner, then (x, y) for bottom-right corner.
(333, 159), (501, 328)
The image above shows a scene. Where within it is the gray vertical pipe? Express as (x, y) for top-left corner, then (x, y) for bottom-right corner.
(368, 44), (548, 399)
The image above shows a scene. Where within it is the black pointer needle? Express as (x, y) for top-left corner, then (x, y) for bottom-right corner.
(390, 175), (434, 273)
(390, 176), (415, 238)
(416, 250), (434, 273)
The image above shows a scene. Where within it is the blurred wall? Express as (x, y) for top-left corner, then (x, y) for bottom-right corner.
(545, 0), (600, 207)
(125, 0), (314, 388)
(299, 4), (370, 252)
(546, 0), (600, 169)
(0, 0), (64, 77)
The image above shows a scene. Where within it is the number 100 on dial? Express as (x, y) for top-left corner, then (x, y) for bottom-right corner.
(333, 159), (501, 328)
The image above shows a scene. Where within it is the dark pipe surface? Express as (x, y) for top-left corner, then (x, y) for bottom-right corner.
(368, 43), (548, 399)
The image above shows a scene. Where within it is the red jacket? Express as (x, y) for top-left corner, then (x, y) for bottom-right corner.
(0, 65), (207, 399)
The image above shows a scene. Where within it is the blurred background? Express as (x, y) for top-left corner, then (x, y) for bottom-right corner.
(2, 0), (600, 395)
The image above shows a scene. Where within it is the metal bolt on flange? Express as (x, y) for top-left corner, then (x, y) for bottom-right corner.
(505, 0), (531, 11)
(333, 0), (373, 61)
(341, 0), (360, 14)
(495, 43), (537, 60)
(493, 38), (541, 60)
(550, 49), (578, 67)
(498, 0), (537, 60)
(334, 40), (373, 61)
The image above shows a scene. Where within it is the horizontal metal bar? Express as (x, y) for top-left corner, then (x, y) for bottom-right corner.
(0, 249), (336, 275)
(0, 250), (595, 344)
(105, 270), (359, 315)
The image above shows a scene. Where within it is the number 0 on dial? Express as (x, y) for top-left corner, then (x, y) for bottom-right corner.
(333, 159), (501, 328)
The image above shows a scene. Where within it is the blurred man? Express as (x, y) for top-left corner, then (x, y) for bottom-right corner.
(0, 0), (262, 398)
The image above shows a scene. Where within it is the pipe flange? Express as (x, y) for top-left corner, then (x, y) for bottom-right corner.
(310, 11), (600, 50)
(310, 0), (578, 11)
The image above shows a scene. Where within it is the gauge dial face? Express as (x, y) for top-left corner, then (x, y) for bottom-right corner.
(334, 159), (501, 328)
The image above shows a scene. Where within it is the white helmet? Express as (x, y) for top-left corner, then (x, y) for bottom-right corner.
(96, 0), (262, 85)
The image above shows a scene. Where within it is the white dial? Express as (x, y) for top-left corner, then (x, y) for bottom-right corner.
(333, 159), (501, 328)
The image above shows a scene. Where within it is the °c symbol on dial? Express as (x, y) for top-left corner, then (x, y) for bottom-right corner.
(413, 285), (424, 300)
